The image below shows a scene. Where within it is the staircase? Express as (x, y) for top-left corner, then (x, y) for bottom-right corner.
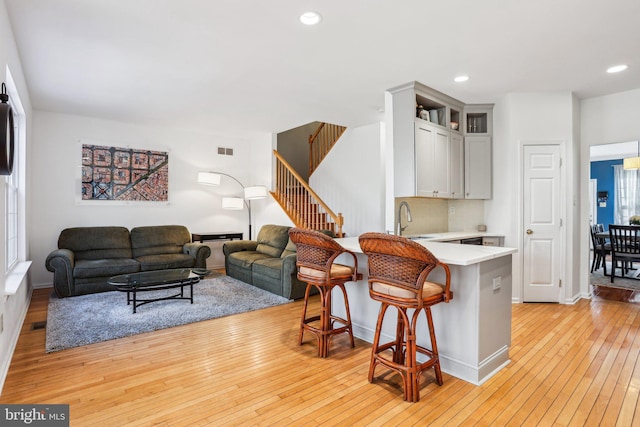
(308, 122), (347, 177)
(272, 149), (344, 237)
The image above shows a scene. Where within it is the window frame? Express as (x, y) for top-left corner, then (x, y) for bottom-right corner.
(3, 66), (28, 295)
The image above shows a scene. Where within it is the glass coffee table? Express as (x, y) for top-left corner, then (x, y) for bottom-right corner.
(108, 268), (202, 313)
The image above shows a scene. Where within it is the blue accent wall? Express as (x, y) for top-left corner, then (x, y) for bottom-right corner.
(590, 159), (622, 230)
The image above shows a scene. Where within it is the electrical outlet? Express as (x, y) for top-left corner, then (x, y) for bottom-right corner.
(492, 276), (502, 291)
(449, 206), (456, 215)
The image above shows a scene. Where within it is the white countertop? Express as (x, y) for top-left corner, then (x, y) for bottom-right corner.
(335, 235), (516, 266)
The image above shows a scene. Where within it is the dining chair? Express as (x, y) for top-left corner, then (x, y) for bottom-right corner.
(608, 225), (640, 282)
(590, 224), (610, 273)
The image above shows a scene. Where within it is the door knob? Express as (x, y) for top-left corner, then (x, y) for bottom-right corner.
(526, 229), (533, 235)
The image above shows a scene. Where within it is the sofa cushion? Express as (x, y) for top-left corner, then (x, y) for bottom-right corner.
(280, 238), (297, 259)
(255, 224), (291, 258)
(59, 226), (132, 260)
(136, 253), (195, 271)
(74, 258), (140, 279)
(130, 225), (191, 257)
(252, 257), (284, 280)
(227, 251), (273, 270)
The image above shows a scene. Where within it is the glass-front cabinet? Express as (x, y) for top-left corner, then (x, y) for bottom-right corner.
(464, 105), (493, 135)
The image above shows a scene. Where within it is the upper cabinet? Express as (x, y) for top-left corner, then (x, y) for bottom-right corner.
(387, 81), (492, 200)
(464, 104), (493, 135)
(464, 136), (492, 199)
(463, 104), (493, 199)
(415, 121), (464, 199)
(450, 131), (464, 199)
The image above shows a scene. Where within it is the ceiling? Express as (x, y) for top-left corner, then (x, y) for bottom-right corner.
(4, 0), (640, 138)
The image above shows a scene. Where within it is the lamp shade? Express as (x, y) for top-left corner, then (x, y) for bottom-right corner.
(197, 171), (221, 186)
(624, 157), (640, 170)
(244, 185), (268, 200)
(222, 197), (244, 210)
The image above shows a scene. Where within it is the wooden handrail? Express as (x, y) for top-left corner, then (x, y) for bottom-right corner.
(309, 122), (326, 143)
(308, 122), (346, 177)
(273, 149), (344, 237)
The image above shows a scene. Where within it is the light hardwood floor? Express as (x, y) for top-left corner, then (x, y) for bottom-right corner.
(2, 287), (640, 426)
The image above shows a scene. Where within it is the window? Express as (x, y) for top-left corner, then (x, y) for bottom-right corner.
(613, 163), (640, 225)
(4, 66), (26, 289)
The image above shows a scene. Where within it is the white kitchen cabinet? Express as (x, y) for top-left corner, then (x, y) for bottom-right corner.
(463, 104), (493, 200)
(415, 121), (463, 198)
(387, 82), (491, 199)
(482, 236), (504, 246)
(450, 131), (464, 199)
(464, 136), (492, 199)
(464, 104), (493, 135)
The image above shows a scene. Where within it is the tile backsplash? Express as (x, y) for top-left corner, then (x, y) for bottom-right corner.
(447, 199), (485, 231)
(395, 197), (485, 235)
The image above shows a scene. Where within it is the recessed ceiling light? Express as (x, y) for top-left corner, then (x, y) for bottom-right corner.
(454, 75), (469, 83)
(607, 64), (628, 73)
(300, 11), (322, 25)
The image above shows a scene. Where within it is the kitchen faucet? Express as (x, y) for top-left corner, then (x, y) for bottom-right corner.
(396, 201), (412, 236)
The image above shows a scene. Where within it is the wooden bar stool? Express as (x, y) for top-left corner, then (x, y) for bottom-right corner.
(359, 232), (453, 402)
(288, 227), (358, 358)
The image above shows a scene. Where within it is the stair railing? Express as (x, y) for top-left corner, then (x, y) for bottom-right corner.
(309, 122), (346, 177)
(272, 150), (344, 237)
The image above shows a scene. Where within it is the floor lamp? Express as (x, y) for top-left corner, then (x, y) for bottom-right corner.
(197, 171), (267, 239)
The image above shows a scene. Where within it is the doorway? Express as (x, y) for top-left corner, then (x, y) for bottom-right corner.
(588, 141), (640, 303)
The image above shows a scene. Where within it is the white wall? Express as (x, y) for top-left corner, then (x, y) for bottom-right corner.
(0, 0), (33, 395)
(488, 92), (579, 303)
(580, 88), (640, 298)
(310, 122), (385, 236)
(29, 111), (278, 286)
(276, 121), (318, 180)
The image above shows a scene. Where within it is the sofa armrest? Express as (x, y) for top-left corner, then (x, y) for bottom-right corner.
(281, 253), (310, 300)
(222, 240), (258, 256)
(282, 253), (298, 277)
(45, 249), (75, 297)
(183, 242), (212, 268)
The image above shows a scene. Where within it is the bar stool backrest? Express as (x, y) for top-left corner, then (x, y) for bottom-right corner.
(288, 227), (356, 283)
(359, 232), (452, 306)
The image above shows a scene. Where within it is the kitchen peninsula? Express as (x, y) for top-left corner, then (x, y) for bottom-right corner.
(333, 235), (516, 385)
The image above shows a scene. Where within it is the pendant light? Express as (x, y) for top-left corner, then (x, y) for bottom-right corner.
(623, 141), (640, 170)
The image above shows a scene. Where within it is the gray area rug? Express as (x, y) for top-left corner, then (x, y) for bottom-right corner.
(590, 262), (640, 291)
(46, 273), (291, 352)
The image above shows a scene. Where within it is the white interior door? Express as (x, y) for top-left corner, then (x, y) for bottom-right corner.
(523, 144), (563, 302)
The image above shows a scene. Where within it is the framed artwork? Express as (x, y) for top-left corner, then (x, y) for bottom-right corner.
(78, 141), (169, 205)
